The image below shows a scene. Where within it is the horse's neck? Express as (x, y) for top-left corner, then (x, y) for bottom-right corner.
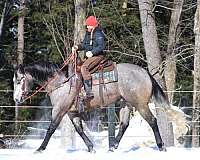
(44, 73), (67, 91)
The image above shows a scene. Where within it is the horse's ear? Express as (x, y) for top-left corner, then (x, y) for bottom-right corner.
(18, 64), (25, 74)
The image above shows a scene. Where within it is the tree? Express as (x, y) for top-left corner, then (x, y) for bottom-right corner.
(192, 0), (200, 147)
(74, 0), (86, 47)
(165, 0), (184, 103)
(138, 0), (174, 147)
(15, 0), (26, 132)
(59, 0), (87, 149)
(17, 0), (25, 65)
(0, 0), (8, 40)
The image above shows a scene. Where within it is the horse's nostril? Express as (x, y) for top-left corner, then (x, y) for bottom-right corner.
(15, 98), (22, 105)
(15, 98), (19, 104)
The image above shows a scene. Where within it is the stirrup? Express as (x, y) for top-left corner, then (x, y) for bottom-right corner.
(85, 93), (94, 100)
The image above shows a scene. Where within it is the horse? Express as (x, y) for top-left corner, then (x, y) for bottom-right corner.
(13, 61), (187, 152)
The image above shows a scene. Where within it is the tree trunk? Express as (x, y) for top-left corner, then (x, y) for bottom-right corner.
(192, 1), (200, 147)
(138, 0), (174, 147)
(74, 0), (86, 59)
(17, 0), (25, 65)
(122, 0), (128, 16)
(60, 0), (86, 149)
(138, 0), (162, 83)
(15, 0), (25, 132)
(0, 0), (8, 40)
(165, 0), (184, 103)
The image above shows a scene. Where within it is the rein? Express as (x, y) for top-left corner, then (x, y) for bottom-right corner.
(23, 53), (74, 102)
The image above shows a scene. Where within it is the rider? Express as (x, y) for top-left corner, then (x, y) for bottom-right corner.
(72, 16), (105, 99)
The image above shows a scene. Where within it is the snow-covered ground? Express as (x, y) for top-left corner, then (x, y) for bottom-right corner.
(0, 112), (198, 160)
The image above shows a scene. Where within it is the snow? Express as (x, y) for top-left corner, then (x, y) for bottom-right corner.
(0, 112), (198, 160)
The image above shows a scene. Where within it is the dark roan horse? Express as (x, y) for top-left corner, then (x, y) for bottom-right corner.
(13, 61), (187, 153)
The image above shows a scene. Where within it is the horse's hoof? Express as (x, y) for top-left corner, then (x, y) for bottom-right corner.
(34, 148), (45, 154)
(108, 147), (115, 152)
(34, 150), (42, 154)
(90, 149), (96, 153)
(88, 148), (96, 153)
(159, 146), (167, 152)
(114, 143), (119, 149)
(88, 146), (96, 153)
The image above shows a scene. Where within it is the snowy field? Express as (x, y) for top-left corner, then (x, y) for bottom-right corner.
(0, 112), (198, 160)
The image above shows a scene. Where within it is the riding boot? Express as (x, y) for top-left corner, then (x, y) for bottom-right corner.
(84, 79), (94, 100)
(79, 96), (85, 113)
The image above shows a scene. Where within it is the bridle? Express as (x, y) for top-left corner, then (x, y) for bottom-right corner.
(16, 52), (77, 103)
(14, 71), (29, 102)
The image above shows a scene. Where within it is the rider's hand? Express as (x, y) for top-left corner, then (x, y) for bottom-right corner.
(72, 45), (78, 53)
(86, 51), (93, 58)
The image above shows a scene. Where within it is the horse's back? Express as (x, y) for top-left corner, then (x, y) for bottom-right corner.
(116, 63), (152, 105)
(117, 63), (151, 82)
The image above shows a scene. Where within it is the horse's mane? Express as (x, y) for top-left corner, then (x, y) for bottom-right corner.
(18, 61), (61, 82)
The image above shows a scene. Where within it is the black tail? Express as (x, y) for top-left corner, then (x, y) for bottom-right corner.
(148, 72), (169, 106)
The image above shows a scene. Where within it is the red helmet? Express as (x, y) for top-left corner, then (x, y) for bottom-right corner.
(85, 16), (98, 27)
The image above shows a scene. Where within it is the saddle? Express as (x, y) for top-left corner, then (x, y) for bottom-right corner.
(90, 58), (118, 85)
(90, 58), (114, 73)
(75, 58), (118, 112)
(76, 58), (118, 85)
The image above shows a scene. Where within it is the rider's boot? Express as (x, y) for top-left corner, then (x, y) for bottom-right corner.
(79, 96), (85, 113)
(83, 79), (94, 100)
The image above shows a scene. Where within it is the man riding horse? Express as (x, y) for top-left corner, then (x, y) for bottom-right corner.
(72, 16), (105, 100)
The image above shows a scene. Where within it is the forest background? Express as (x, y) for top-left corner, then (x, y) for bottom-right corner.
(0, 0), (198, 147)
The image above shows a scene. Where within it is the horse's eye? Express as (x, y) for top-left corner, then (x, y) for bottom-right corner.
(16, 80), (21, 84)
(16, 79), (22, 84)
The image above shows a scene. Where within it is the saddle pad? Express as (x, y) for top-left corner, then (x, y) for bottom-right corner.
(92, 68), (118, 85)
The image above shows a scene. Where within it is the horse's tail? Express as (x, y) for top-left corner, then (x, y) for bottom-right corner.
(148, 73), (189, 142)
(148, 73), (169, 107)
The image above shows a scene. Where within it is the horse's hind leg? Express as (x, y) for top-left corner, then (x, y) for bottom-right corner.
(114, 105), (131, 149)
(137, 104), (166, 151)
(68, 111), (94, 152)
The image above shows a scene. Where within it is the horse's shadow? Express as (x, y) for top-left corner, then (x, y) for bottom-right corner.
(123, 145), (159, 152)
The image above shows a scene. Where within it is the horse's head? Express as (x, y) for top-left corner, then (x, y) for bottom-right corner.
(13, 64), (33, 104)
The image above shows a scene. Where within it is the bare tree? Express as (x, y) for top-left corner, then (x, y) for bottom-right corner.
(0, 0), (8, 40)
(17, 0), (25, 65)
(192, 0), (200, 147)
(15, 0), (26, 132)
(60, 0), (87, 149)
(165, 0), (184, 103)
(138, 0), (174, 147)
(73, 0), (86, 59)
(138, 0), (163, 85)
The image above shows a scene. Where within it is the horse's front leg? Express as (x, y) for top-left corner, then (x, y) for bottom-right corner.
(35, 105), (69, 153)
(35, 121), (58, 153)
(68, 112), (95, 153)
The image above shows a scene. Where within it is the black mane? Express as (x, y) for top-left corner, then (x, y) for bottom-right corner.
(18, 61), (61, 82)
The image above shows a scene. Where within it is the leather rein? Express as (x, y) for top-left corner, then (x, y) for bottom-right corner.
(23, 53), (76, 102)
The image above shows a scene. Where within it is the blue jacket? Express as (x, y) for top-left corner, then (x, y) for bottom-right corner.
(78, 27), (105, 56)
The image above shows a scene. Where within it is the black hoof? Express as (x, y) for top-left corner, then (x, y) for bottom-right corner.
(157, 142), (167, 152)
(159, 146), (167, 152)
(108, 147), (115, 152)
(114, 143), (119, 149)
(88, 146), (96, 153)
(34, 150), (42, 154)
(112, 139), (119, 149)
(34, 147), (45, 154)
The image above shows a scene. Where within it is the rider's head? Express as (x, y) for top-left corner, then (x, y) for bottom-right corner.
(85, 16), (98, 32)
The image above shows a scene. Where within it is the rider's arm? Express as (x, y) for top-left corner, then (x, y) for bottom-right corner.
(90, 31), (105, 56)
(77, 34), (87, 51)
